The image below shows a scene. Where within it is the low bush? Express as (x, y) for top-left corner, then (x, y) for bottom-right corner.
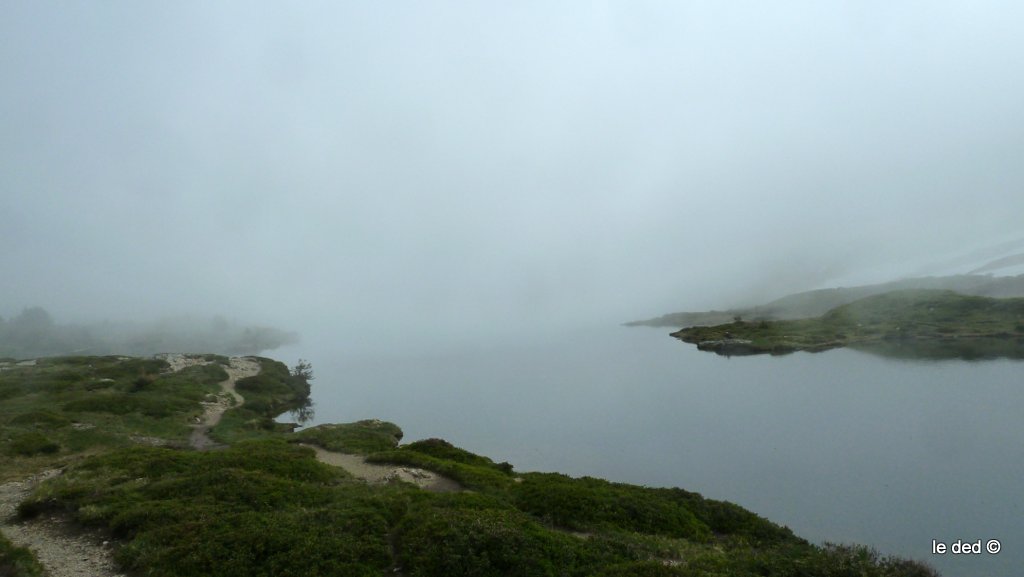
(512, 474), (711, 542)
(18, 440), (393, 577)
(8, 431), (60, 456)
(8, 410), (71, 428)
(291, 420), (403, 454)
(367, 449), (512, 492)
(63, 394), (193, 418)
(0, 533), (46, 577)
(402, 438), (513, 473)
(396, 502), (626, 577)
(590, 561), (701, 577)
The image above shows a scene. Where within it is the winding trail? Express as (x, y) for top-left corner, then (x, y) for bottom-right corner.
(188, 356), (259, 450)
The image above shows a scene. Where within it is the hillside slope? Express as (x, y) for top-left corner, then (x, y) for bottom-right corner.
(628, 274), (1024, 328)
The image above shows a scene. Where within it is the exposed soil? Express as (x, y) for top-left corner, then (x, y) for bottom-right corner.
(0, 470), (124, 577)
(302, 444), (462, 492)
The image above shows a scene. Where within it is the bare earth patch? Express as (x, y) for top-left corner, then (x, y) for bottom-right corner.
(303, 444), (462, 492)
(1, 471), (124, 577)
(156, 352), (211, 374)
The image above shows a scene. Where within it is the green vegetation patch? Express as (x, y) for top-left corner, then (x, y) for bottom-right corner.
(367, 439), (515, 492)
(7, 409), (71, 428)
(395, 501), (629, 577)
(12, 425), (941, 577)
(233, 357), (309, 409)
(510, 474), (798, 545)
(401, 438), (514, 472)
(0, 533), (46, 577)
(673, 290), (1024, 357)
(18, 440), (393, 577)
(8, 431), (61, 456)
(512, 473), (711, 541)
(209, 358), (312, 444)
(291, 419), (403, 454)
(0, 356), (227, 480)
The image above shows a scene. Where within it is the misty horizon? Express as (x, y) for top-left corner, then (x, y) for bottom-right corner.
(4, 2), (1023, 354)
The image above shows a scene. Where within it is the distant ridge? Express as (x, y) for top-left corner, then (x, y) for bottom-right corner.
(627, 274), (1024, 328)
(969, 253), (1024, 275)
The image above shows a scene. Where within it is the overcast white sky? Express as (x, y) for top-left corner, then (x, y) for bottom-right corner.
(3, 1), (1023, 351)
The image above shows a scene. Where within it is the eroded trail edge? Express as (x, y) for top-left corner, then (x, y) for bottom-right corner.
(1, 474), (120, 577)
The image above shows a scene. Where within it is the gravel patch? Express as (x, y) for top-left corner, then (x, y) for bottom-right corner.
(1, 471), (124, 577)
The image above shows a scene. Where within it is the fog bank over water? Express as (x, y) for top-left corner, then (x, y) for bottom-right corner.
(4, 2), (1024, 354)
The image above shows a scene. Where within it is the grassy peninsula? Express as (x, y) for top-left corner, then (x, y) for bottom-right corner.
(1, 355), (939, 576)
(672, 290), (1024, 357)
(628, 274), (1024, 328)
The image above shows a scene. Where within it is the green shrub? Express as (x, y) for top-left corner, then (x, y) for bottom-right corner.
(814, 543), (940, 577)
(0, 383), (19, 401)
(658, 487), (798, 544)
(0, 533), (46, 577)
(18, 440), (392, 577)
(367, 449), (511, 491)
(590, 561), (699, 577)
(63, 394), (192, 418)
(235, 358), (305, 399)
(291, 420), (403, 454)
(8, 410), (71, 428)
(9, 431), (60, 456)
(512, 474), (711, 541)
(396, 504), (623, 577)
(402, 438), (513, 473)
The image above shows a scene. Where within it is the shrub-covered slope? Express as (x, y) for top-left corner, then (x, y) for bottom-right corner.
(2, 356), (939, 576)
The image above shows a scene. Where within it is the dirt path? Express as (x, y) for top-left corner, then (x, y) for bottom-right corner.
(303, 444), (461, 492)
(189, 356), (259, 450)
(1, 471), (124, 577)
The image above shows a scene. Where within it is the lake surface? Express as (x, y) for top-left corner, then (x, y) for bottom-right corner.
(275, 326), (1023, 577)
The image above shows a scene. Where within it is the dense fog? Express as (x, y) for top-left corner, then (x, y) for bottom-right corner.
(3, 2), (1023, 354)
(0, 306), (297, 358)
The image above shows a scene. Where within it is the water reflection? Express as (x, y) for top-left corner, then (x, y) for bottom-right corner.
(850, 338), (1024, 361)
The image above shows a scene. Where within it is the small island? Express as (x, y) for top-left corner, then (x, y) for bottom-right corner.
(1, 355), (939, 576)
(671, 290), (1024, 357)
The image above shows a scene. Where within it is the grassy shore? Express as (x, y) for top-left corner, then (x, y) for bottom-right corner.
(672, 290), (1024, 357)
(1, 355), (939, 576)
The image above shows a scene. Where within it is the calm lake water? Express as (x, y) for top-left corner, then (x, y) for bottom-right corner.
(276, 326), (1024, 577)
